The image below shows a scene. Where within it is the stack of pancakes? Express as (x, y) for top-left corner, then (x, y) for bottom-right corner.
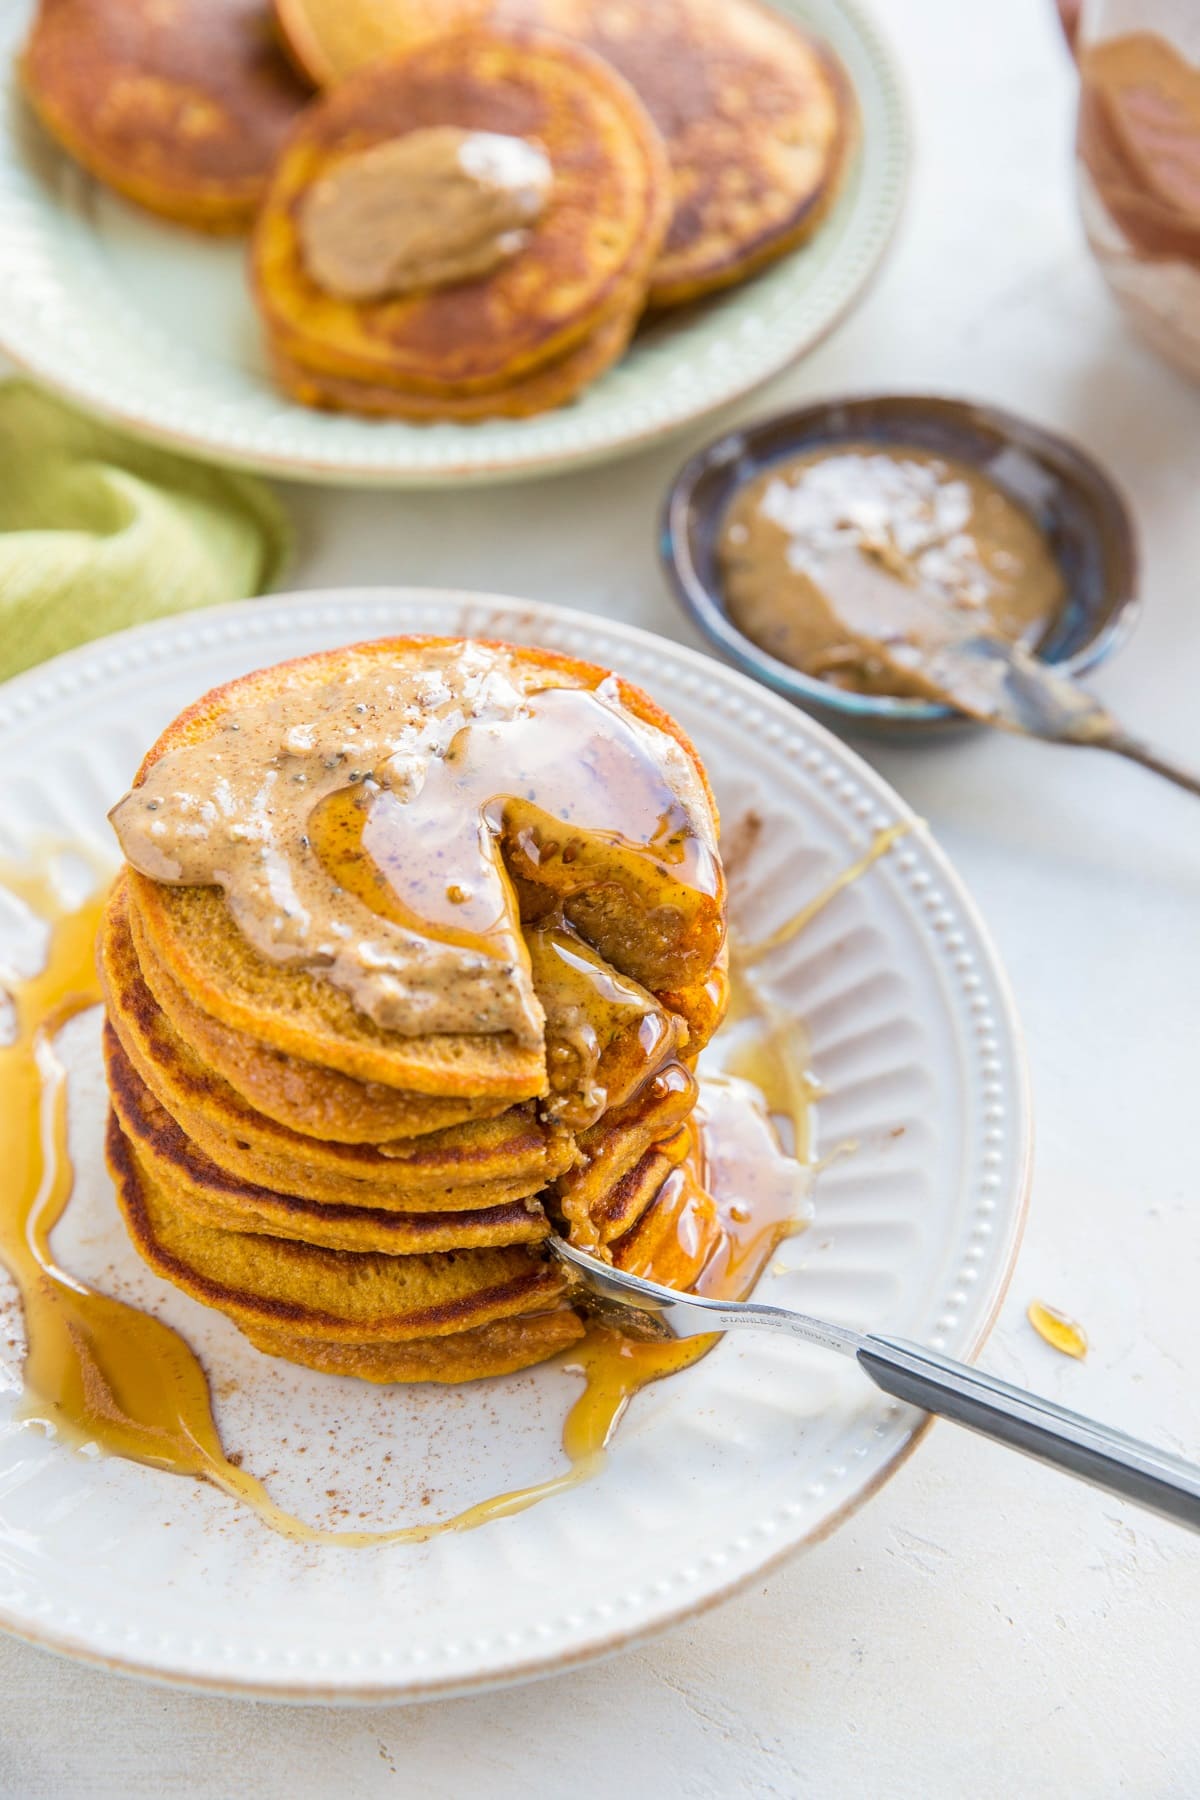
(100, 638), (729, 1383)
(19, 0), (855, 421)
(252, 28), (672, 420)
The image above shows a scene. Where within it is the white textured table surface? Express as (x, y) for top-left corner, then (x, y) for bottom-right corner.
(2, 0), (1199, 1793)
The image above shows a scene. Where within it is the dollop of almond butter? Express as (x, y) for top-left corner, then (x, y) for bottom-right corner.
(298, 127), (552, 301)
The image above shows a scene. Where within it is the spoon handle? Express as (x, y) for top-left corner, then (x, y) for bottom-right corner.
(1101, 730), (1200, 799)
(858, 1334), (1200, 1531)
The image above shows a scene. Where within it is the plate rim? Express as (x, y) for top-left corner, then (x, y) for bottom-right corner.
(0, 0), (909, 487)
(0, 590), (1032, 1702)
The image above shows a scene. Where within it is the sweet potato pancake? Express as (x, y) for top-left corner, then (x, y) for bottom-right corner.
(268, 0), (856, 306)
(266, 309), (635, 421)
(273, 0), (488, 87)
(504, 0), (856, 305)
(103, 635), (729, 1381)
(251, 27), (669, 398)
(21, 0), (311, 231)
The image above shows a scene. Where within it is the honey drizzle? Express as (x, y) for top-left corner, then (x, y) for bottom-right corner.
(1027, 1300), (1088, 1360)
(0, 854), (615, 1545)
(0, 819), (906, 1546)
(737, 821), (913, 968)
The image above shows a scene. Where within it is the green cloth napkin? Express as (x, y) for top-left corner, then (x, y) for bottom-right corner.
(0, 381), (289, 682)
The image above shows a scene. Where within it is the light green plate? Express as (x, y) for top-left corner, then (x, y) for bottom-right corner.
(0, 0), (907, 487)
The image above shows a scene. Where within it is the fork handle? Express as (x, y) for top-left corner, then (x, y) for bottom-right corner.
(859, 1335), (1200, 1532)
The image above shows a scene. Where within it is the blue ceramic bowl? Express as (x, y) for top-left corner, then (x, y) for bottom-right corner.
(660, 394), (1140, 736)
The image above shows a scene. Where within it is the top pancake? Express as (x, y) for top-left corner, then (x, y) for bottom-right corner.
(117, 636), (724, 1100)
(251, 27), (671, 391)
(21, 0), (311, 231)
(503, 0), (855, 306)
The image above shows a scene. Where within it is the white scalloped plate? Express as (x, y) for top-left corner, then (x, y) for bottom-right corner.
(0, 592), (1029, 1700)
(0, 0), (906, 486)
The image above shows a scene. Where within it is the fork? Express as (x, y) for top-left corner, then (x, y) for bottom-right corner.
(546, 1238), (1200, 1532)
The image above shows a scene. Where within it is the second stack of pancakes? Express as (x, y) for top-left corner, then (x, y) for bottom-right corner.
(100, 638), (728, 1382)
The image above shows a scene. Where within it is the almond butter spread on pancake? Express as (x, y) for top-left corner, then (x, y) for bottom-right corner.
(109, 642), (719, 1047)
(299, 128), (553, 301)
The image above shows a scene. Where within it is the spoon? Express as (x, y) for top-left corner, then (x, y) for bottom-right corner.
(547, 1237), (1200, 1532)
(813, 546), (1200, 798)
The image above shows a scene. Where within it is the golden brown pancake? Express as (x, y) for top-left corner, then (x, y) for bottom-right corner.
(554, 1061), (697, 1245)
(265, 307), (636, 421)
(503, 0), (855, 306)
(20, 0), (311, 232)
(107, 1108), (567, 1342)
(265, 0), (855, 306)
(273, 0), (487, 88)
(106, 1030), (549, 1255)
(127, 894), (502, 1141)
(251, 28), (670, 394)
(242, 1309), (585, 1383)
(129, 869), (548, 1100)
(103, 880), (572, 1208)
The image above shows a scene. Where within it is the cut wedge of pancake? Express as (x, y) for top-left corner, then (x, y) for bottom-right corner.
(610, 1154), (718, 1290)
(503, 0), (856, 306)
(527, 918), (688, 1128)
(266, 307), (636, 422)
(591, 1125), (691, 1247)
(21, 0), (310, 232)
(107, 1109), (567, 1342)
(554, 1060), (697, 1247)
(251, 28), (670, 394)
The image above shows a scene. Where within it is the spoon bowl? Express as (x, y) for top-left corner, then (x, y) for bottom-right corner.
(660, 392), (1140, 737)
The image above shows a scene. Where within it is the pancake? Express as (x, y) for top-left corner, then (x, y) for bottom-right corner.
(129, 870), (548, 1099)
(242, 1309), (584, 1382)
(553, 1060), (697, 1246)
(127, 895), (501, 1141)
(251, 28), (670, 394)
(591, 1124), (691, 1245)
(106, 1031), (549, 1254)
(20, 0), (311, 232)
(104, 633), (729, 1383)
(107, 1108), (567, 1343)
(103, 879), (571, 1208)
(266, 307), (636, 421)
(609, 1148), (718, 1290)
(526, 918), (688, 1127)
(121, 638), (723, 1099)
(504, 0), (855, 307)
(274, 0), (488, 88)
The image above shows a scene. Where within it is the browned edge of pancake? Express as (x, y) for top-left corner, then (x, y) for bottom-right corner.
(107, 1108), (569, 1342)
